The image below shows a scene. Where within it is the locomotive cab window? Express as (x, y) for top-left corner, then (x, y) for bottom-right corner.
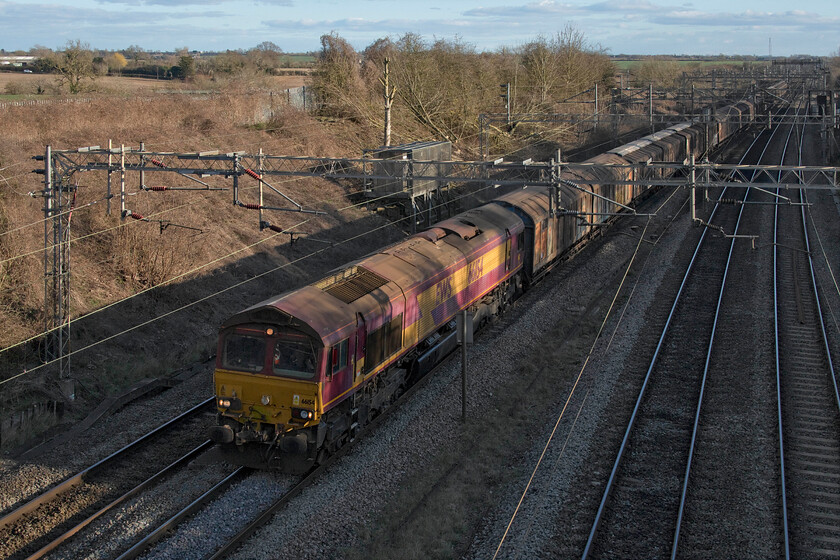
(223, 334), (266, 373)
(272, 333), (318, 379)
(328, 338), (349, 376)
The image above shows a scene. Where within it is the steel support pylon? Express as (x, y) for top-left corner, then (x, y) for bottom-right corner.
(42, 146), (73, 390)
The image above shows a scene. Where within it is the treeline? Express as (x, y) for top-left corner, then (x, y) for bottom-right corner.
(14, 40), (310, 94)
(311, 27), (615, 148)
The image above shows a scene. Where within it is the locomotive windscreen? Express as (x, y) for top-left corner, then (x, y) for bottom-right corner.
(221, 327), (319, 379)
(223, 334), (266, 372)
(272, 334), (317, 379)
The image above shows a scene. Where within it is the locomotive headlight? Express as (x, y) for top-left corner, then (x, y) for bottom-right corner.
(291, 407), (312, 420)
(261, 395), (271, 405)
(218, 398), (231, 408)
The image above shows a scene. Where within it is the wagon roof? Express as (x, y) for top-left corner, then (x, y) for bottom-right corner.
(493, 187), (550, 220)
(578, 153), (630, 182)
(494, 185), (579, 220)
(608, 138), (653, 156)
(648, 130), (674, 141)
(667, 121), (694, 132)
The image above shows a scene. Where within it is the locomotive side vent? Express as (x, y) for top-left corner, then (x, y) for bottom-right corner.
(316, 266), (389, 304)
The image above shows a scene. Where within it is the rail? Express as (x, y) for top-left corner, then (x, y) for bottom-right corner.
(115, 466), (250, 560)
(582, 104), (789, 558)
(672, 103), (802, 558)
(774, 101), (840, 558)
(207, 322), (467, 558)
(0, 397), (213, 540)
(24, 440), (214, 560)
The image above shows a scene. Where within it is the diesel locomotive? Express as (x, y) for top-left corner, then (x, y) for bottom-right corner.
(209, 100), (755, 472)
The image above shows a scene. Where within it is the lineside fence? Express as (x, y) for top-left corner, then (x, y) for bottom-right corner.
(0, 400), (64, 449)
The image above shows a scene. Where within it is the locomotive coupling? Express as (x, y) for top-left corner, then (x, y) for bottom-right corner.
(209, 424), (235, 444)
(278, 433), (308, 454)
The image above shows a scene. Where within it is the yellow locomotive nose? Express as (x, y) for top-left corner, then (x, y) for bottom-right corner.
(214, 369), (320, 426)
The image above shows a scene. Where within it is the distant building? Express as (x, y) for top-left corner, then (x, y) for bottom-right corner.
(0, 55), (36, 67)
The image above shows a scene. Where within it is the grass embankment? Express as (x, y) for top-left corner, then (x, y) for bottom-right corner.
(0, 72), (309, 101)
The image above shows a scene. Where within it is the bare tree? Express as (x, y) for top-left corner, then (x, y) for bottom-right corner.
(123, 45), (148, 65)
(827, 46), (840, 89)
(521, 37), (559, 106)
(381, 57), (396, 146)
(632, 57), (682, 89)
(554, 24), (605, 97)
(248, 41), (283, 73)
(310, 29), (611, 150)
(212, 50), (248, 75)
(28, 44), (52, 59)
(51, 40), (96, 94)
(516, 25), (614, 114)
(312, 32), (369, 120)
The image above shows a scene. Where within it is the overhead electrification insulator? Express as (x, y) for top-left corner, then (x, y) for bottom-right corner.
(243, 168), (262, 180)
(129, 212), (146, 220)
(150, 158), (167, 168)
(148, 186), (168, 191)
(267, 224), (284, 233)
(240, 202), (262, 210)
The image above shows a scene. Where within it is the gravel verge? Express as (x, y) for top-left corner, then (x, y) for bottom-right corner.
(468, 190), (694, 559)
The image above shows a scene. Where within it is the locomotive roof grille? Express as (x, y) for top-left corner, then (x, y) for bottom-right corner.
(315, 265), (389, 304)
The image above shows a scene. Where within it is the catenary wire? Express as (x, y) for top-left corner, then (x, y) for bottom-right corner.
(0, 176), (517, 382)
(493, 181), (687, 558)
(491, 214), (654, 559)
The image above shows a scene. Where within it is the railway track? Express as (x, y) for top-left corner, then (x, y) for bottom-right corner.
(113, 465), (253, 560)
(0, 397), (214, 560)
(667, 106), (804, 558)
(49, 313), (464, 560)
(774, 112), (840, 558)
(22, 440), (216, 560)
(6, 95), (835, 560)
(582, 106), (795, 558)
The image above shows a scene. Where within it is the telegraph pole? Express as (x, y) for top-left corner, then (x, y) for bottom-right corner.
(381, 58), (396, 147)
(458, 309), (472, 422)
(594, 83), (599, 128)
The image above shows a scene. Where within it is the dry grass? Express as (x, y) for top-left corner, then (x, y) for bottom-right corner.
(0, 72), (308, 97)
(0, 84), (399, 436)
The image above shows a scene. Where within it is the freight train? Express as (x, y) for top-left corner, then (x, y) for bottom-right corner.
(208, 100), (755, 472)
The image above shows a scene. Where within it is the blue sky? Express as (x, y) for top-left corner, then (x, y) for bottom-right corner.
(1, 0), (838, 56)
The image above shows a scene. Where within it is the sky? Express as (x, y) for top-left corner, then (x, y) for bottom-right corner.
(0, 0), (838, 57)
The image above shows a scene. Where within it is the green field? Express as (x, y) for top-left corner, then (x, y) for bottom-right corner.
(278, 53), (317, 66)
(613, 59), (770, 71)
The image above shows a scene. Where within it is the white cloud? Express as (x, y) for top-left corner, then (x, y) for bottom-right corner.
(0, 0), (837, 55)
